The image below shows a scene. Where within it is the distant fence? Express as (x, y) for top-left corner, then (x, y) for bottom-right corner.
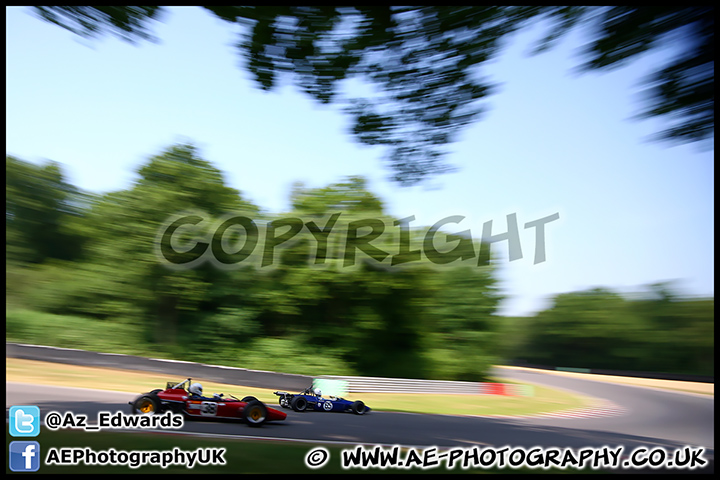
(7, 342), (531, 396)
(12, 342), (710, 396)
(318, 375), (533, 396)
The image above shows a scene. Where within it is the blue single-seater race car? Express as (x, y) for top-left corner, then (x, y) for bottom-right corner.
(273, 385), (371, 415)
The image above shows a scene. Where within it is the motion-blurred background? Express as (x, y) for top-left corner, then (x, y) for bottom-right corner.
(6, 7), (714, 381)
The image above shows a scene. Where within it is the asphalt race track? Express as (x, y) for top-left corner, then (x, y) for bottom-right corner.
(496, 368), (714, 451)
(6, 366), (714, 473)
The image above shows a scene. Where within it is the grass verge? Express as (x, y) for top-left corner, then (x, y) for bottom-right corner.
(7, 358), (590, 417)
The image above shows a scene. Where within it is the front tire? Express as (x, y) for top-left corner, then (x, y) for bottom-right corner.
(241, 396), (258, 403)
(242, 400), (268, 427)
(351, 400), (366, 415)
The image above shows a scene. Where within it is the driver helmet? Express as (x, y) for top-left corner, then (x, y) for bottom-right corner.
(189, 383), (203, 396)
(314, 388), (322, 397)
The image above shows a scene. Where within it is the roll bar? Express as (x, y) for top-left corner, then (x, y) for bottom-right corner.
(167, 378), (192, 390)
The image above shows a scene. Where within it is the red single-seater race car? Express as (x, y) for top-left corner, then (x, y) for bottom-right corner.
(129, 378), (286, 427)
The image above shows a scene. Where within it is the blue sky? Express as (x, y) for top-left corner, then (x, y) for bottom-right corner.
(6, 6), (714, 316)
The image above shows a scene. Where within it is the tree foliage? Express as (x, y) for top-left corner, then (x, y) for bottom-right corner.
(33, 6), (163, 43)
(508, 285), (714, 376)
(6, 156), (89, 264)
(29, 6), (714, 185)
(6, 145), (713, 377)
(6, 144), (503, 379)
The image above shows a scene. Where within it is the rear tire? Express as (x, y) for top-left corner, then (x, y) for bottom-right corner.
(132, 395), (160, 415)
(291, 396), (308, 412)
(242, 400), (268, 427)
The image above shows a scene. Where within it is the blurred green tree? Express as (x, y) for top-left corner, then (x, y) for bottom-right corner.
(6, 156), (89, 265)
(516, 285), (714, 376)
(9, 144), (710, 378)
(522, 288), (649, 369)
(269, 177), (504, 379)
(30, 6), (714, 185)
(423, 266), (502, 381)
(8, 145), (506, 379)
(16, 144), (260, 345)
